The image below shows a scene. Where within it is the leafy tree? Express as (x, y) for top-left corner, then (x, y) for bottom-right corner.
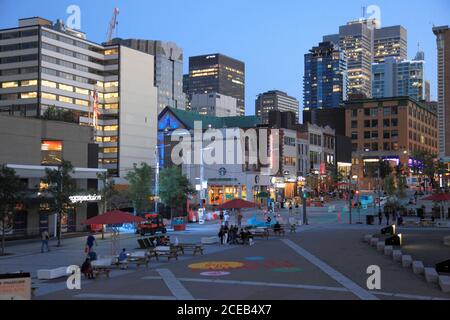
(0, 165), (26, 255)
(125, 162), (153, 214)
(378, 160), (392, 179)
(159, 167), (196, 221)
(97, 172), (118, 213)
(396, 175), (407, 198)
(43, 160), (77, 247)
(383, 175), (396, 196)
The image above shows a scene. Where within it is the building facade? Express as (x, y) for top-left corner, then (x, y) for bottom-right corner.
(373, 25), (408, 63)
(190, 92), (238, 117)
(0, 17), (158, 181)
(324, 19), (407, 98)
(187, 54), (245, 116)
(303, 41), (347, 110)
(433, 26), (450, 161)
(109, 38), (185, 112)
(372, 56), (426, 102)
(255, 90), (299, 124)
(344, 97), (438, 189)
(0, 115), (105, 237)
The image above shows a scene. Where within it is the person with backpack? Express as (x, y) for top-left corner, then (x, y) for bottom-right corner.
(41, 229), (50, 253)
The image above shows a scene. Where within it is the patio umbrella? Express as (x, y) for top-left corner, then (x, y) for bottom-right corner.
(81, 210), (146, 225)
(217, 199), (258, 210)
(421, 193), (450, 221)
(82, 210), (146, 255)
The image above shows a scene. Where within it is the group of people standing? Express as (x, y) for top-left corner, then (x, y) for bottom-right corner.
(378, 206), (404, 226)
(218, 225), (253, 245)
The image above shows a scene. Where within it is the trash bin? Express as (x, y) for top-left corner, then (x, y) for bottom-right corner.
(366, 215), (374, 225)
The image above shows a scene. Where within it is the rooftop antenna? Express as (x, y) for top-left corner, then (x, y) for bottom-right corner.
(362, 5), (366, 19)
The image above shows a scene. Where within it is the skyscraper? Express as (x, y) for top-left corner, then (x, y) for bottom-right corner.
(303, 41), (347, 110)
(433, 26), (450, 159)
(109, 38), (185, 113)
(255, 90), (299, 124)
(373, 26), (407, 63)
(324, 19), (407, 98)
(187, 54), (245, 116)
(372, 54), (426, 102)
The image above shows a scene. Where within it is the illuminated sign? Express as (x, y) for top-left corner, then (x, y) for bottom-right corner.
(69, 194), (102, 204)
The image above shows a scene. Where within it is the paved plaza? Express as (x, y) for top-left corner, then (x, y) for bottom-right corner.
(1, 200), (449, 300)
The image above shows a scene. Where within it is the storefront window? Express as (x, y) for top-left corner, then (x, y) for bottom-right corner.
(41, 140), (62, 165)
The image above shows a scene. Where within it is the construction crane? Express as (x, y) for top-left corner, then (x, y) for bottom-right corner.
(106, 7), (119, 44)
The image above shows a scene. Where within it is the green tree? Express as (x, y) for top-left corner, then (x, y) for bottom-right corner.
(43, 160), (77, 247)
(97, 172), (118, 239)
(383, 175), (396, 196)
(0, 165), (26, 255)
(125, 162), (153, 214)
(159, 167), (196, 221)
(378, 160), (392, 179)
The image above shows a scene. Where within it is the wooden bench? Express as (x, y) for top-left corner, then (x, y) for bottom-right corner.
(178, 243), (204, 256)
(250, 229), (269, 240)
(127, 257), (149, 269)
(92, 267), (110, 279)
(155, 246), (178, 261)
(271, 226), (285, 237)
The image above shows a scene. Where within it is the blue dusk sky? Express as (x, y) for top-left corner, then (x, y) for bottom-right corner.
(1, 0), (449, 118)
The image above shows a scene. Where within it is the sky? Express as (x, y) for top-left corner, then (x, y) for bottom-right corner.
(1, 0), (449, 118)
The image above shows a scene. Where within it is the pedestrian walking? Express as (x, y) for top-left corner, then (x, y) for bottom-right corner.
(218, 226), (224, 245)
(85, 232), (97, 253)
(237, 211), (243, 227)
(378, 209), (382, 225)
(384, 207), (390, 226)
(41, 229), (50, 253)
(219, 210), (224, 223)
(288, 203), (293, 216)
(224, 211), (230, 227)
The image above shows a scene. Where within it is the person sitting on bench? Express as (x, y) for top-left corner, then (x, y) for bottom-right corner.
(81, 258), (94, 279)
(117, 248), (128, 269)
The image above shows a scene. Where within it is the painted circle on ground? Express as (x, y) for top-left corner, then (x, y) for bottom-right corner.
(245, 256), (265, 261)
(200, 271), (230, 276)
(272, 267), (303, 273)
(188, 261), (244, 270)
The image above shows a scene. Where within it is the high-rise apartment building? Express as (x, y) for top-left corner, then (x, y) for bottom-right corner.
(0, 17), (158, 180)
(187, 54), (245, 116)
(109, 38), (185, 113)
(433, 26), (450, 160)
(324, 19), (407, 98)
(372, 55), (426, 102)
(303, 41), (347, 110)
(255, 90), (299, 124)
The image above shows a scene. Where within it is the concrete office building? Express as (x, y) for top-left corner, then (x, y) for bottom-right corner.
(433, 26), (450, 163)
(0, 17), (158, 181)
(0, 115), (105, 237)
(187, 54), (245, 116)
(255, 90), (299, 124)
(303, 42), (347, 110)
(373, 25), (408, 63)
(190, 92), (238, 117)
(109, 38), (185, 112)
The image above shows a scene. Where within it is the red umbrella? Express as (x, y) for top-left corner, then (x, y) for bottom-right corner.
(82, 210), (146, 225)
(217, 199), (258, 210)
(421, 193), (450, 201)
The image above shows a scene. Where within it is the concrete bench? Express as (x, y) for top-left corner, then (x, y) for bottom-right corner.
(201, 236), (219, 245)
(424, 267), (439, 283)
(392, 250), (402, 262)
(37, 267), (68, 280)
(438, 275), (450, 293)
(401, 255), (412, 267)
(364, 234), (372, 243)
(370, 237), (379, 247)
(384, 245), (393, 256)
(376, 241), (385, 252)
(412, 261), (424, 274)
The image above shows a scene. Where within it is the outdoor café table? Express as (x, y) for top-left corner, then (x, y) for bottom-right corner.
(155, 246), (178, 261)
